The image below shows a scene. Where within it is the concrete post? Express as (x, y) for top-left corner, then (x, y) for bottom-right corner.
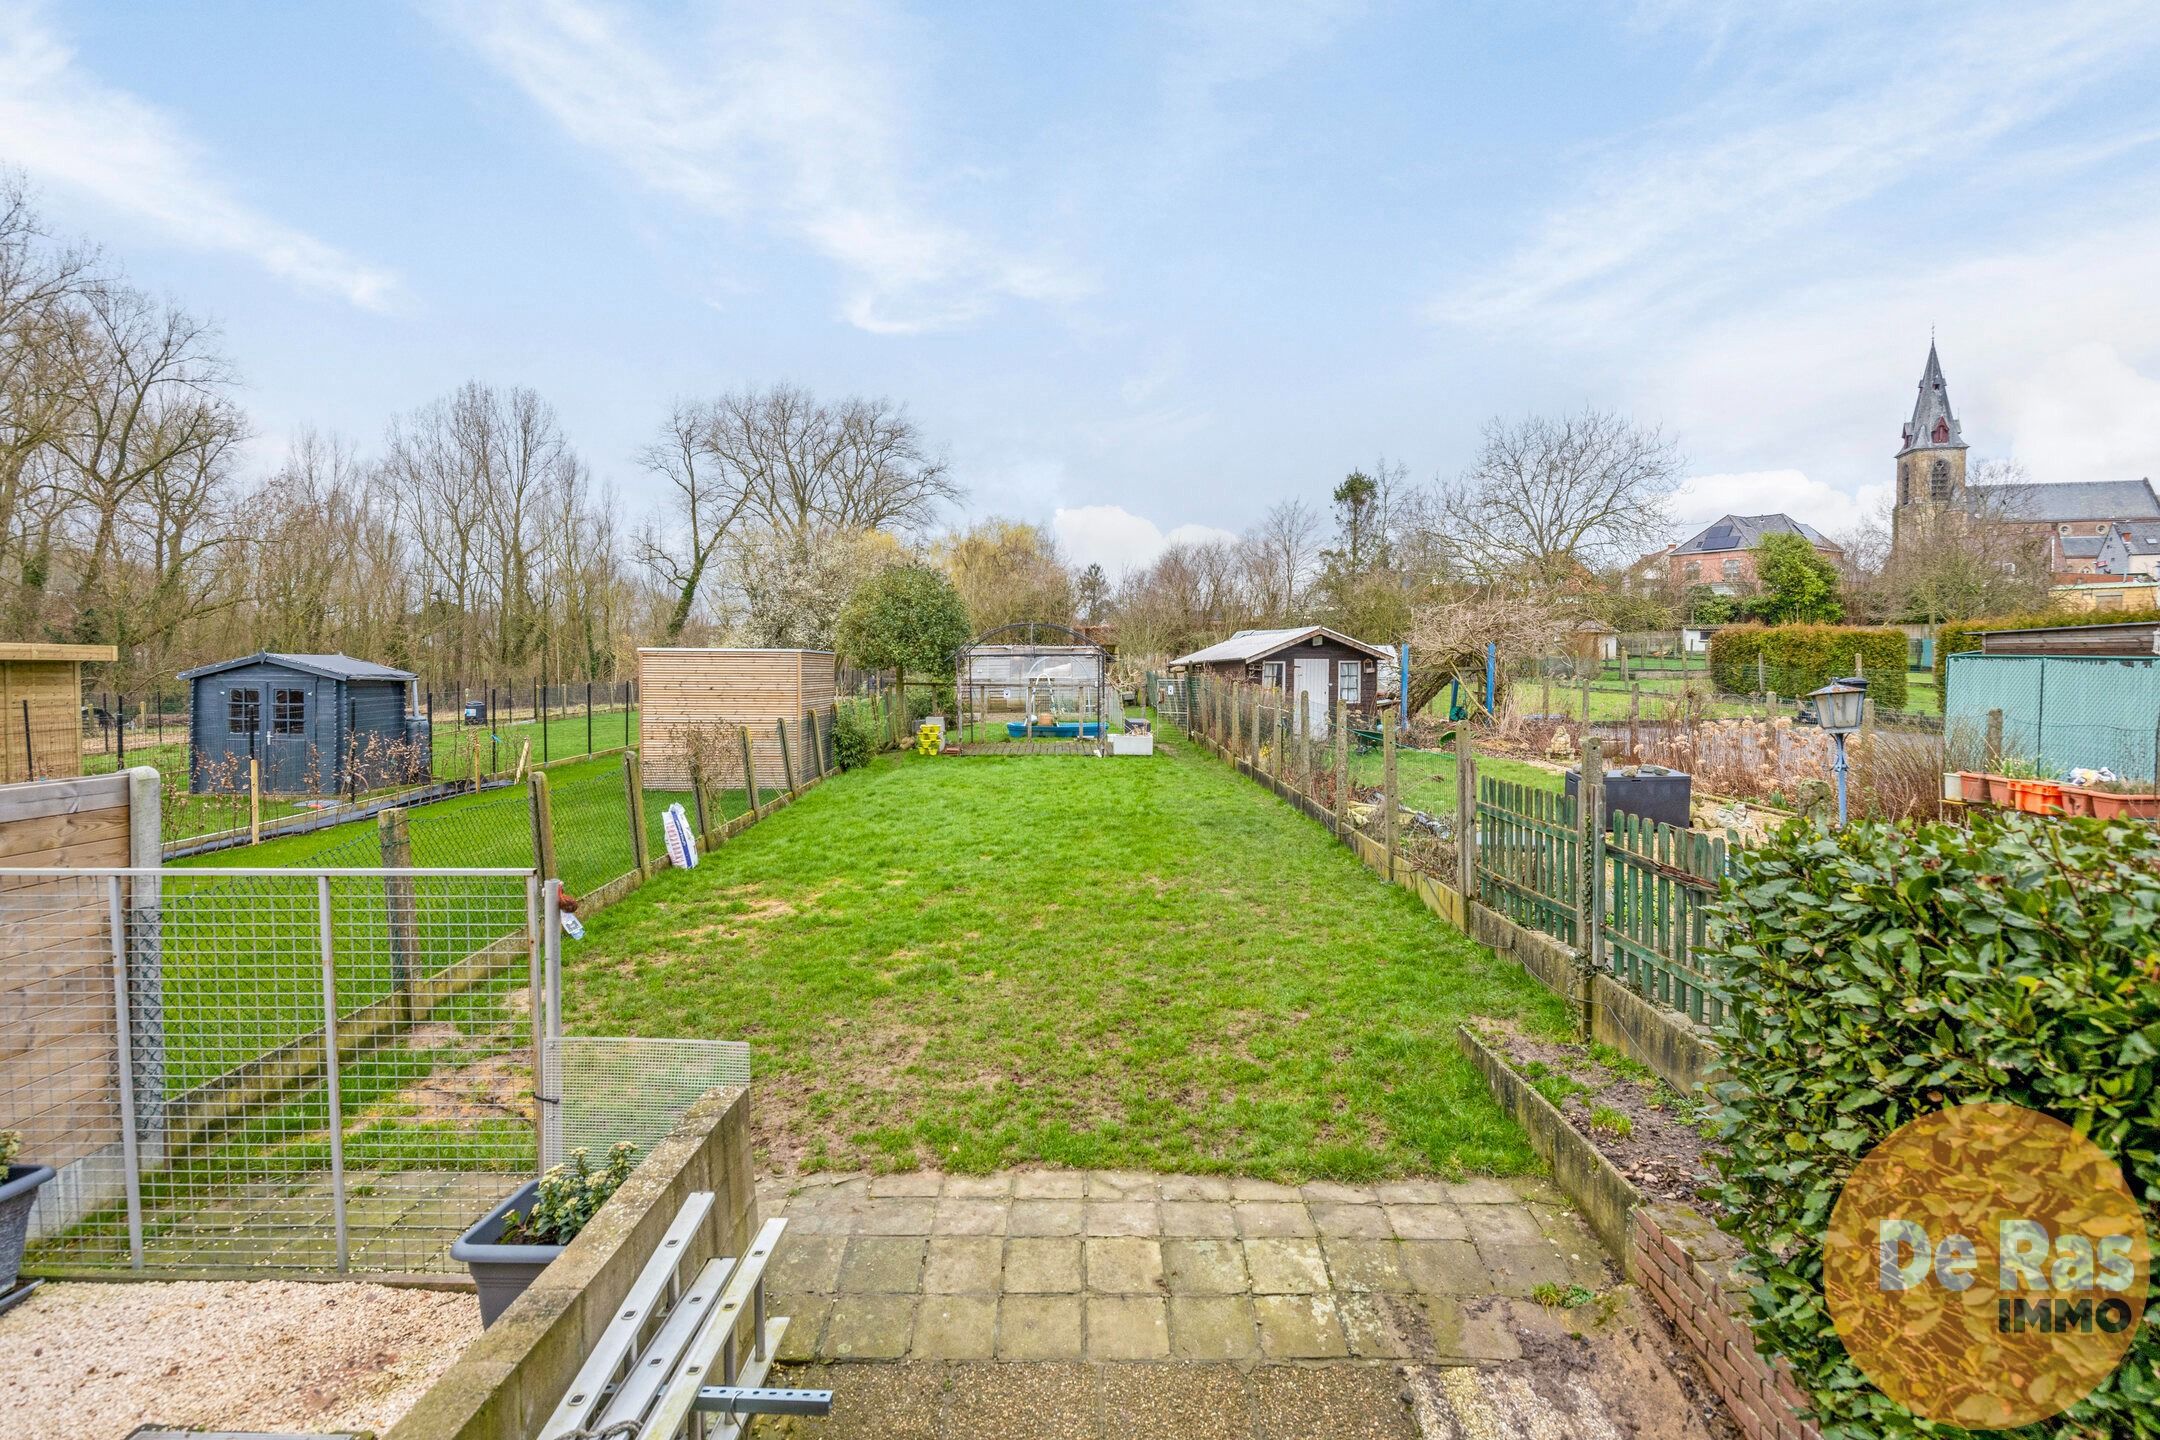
(1577, 737), (1605, 1040)
(739, 726), (761, 821)
(527, 770), (557, 882)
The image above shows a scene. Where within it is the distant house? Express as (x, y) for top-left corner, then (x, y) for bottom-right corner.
(2096, 522), (2160, 580)
(181, 651), (426, 795)
(1169, 626), (1390, 735)
(1567, 619), (1618, 663)
(1666, 514), (1843, 595)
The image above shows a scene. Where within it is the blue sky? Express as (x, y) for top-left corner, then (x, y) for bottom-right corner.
(7, 0), (2160, 575)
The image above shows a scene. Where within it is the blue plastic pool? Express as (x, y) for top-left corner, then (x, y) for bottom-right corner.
(1005, 721), (1102, 738)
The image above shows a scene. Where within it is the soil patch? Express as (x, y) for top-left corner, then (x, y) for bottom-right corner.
(1472, 1020), (1718, 1207)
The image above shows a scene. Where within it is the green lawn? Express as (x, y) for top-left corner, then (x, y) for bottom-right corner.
(566, 735), (1571, 1180)
(1347, 744), (1562, 813)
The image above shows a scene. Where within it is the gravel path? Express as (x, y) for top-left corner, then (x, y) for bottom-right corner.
(0, 1280), (478, 1440)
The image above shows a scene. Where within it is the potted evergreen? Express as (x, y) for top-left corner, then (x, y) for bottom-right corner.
(452, 1142), (637, 1325)
(1, 1130), (55, 1300)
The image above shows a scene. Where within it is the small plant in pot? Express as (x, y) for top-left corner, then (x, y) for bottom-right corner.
(453, 1142), (637, 1325)
(1, 1129), (56, 1302)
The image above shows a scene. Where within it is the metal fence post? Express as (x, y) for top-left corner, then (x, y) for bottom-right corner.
(316, 874), (350, 1273)
(624, 749), (650, 877)
(1455, 723), (1477, 901)
(106, 876), (145, 1271)
(776, 719), (798, 794)
(541, 877), (564, 1170)
(1381, 703), (1399, 882)
(379, 807), (417, 1022)
(740, 726), (761, 821)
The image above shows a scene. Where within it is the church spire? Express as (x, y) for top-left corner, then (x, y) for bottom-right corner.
(1899, 340), (1965, 454)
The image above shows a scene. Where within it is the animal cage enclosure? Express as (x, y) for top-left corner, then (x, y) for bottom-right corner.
(952, 623), (1114, 746)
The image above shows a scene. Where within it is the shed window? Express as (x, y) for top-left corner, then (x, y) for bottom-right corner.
(228, 687), (260, 735)
(272, 688), (307, 736)
(1338, 660), (1362, 703)
(1261, 660), (1286, 690)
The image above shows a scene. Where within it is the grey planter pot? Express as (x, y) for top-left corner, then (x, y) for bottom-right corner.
(1, 1164), (56, 1293)
(451, 1180), (565, 1326)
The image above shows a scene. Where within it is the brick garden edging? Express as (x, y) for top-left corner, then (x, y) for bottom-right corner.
(1456, 1024), (1819, 1440)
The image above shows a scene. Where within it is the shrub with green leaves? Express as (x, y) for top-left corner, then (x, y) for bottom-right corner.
(502, 1142), (638, 1246)
(833, 698), (881, 770)
(1704, 813), (2160, 1437)
(1708, 623), (1909, 709)
(0, 1129), (21, 1168)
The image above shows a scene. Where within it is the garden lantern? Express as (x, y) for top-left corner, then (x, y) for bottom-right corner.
(1808, 679), (1866, 826)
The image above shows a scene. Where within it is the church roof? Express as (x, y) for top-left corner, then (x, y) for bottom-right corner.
(1971, 479), (2160, 522)
(1898, 341), (1966, 455)
(1671, 513), (1837, 557)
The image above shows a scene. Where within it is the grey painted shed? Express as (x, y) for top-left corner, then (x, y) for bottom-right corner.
(179, 651), (427, 795)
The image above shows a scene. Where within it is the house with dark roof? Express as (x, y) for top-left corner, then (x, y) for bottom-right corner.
(1665, 514), (1843, 594)
(179, 651), (427, 795)
(2097, 521), (2160, 580)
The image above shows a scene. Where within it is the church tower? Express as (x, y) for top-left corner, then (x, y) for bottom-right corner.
(1892, 340), (1968, 554)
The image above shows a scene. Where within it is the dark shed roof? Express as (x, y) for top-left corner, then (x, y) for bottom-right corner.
(178, 651), (415, 683)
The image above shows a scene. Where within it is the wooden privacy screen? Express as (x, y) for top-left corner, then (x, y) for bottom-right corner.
(0, 771), (141, 1179)
(0, 643), (117, 783)
(637, 648), (837, 789)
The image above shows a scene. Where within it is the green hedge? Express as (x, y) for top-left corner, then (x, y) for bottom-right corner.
(1707, 624), (1909, 709)
(1935, 606), (2160, 710)
(1705, 814), (2160, 1437)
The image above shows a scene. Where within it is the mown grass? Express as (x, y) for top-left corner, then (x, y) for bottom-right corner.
(1348, 744), (1562, 812)
(567, 735), (1571, 1180)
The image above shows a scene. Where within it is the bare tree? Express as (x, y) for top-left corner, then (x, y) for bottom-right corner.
(1405, 588), (1569, 715)
(636, 399), (752, 642)
(1880, 458), (2047, 626)
(707, 384), (959, 544)
(1245, 498), (1322, 620)
(1441, 410), (1682, 584)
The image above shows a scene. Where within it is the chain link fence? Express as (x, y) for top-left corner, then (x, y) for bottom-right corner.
(4, 866), (539, 1278)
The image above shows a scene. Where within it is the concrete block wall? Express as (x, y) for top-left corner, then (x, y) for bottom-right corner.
(388, 1084), (758, 1440)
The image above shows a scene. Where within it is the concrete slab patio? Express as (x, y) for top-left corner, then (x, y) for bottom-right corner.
(757, 1169), (1734, 1438)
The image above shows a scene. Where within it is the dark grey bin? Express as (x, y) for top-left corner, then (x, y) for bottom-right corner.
(1, 1164), (55, 1293)
(451, 1179), (564, 1326)
(1565, 764), (1693, 830)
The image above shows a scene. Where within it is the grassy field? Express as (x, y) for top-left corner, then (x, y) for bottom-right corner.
(566, 734), (1571, 1180)
(1347, 743), (1562, 813)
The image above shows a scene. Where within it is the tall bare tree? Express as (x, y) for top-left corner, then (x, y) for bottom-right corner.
(1244, 498), (1322, 621)
(1441, 410), (1681, 584)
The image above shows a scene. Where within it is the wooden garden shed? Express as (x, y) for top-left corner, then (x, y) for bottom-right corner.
(0, 642), (116, 782)
(637, 647), (837, 789)
(179, 651), (425, 795)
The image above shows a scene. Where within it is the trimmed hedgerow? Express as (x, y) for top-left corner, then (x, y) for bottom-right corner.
(1703, 813), (2160, 1438)
(1935, 607), (2160, 711)
(1708, 623), (1909, 710)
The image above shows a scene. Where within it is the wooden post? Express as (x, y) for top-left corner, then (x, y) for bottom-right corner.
(1298, 691), (1312, 802)
(1333, 698), (1349, 836)
(379, 806), (417, 1022)
(1540, 666), (1550, 719)
(1454, 722), (1476, 901)
(1579, 670), (1592, 728)
(469, 737), (482, 793)
(688, 752), (709, 835)
(1230, 683), (1241, 759)
(1628, 682), (1641, 759)
(1860, 696), (1877, 743)
(513, 739), (532, 784)
(623, 749), (650, 877)
(1986, 707), (2004, 769)
(1381, 702), (1399, 882)
(812, 710), (829, 778)
(528, 769), (557, 881)
(1577, 737), (1605, 1040)
(248, 758), (261, 845)
(740, 725), (761, 820)
(776, 718), (798, 794)
(1249, 686), (1261, 771)
(1756, 653), (1765, 696)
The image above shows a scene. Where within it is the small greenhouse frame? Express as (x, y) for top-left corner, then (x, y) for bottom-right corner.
(951, 622), (1117, 749)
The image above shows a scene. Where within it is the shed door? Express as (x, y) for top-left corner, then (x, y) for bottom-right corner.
(1293, 657), (1331, 736)
(266, 683), (312, 792)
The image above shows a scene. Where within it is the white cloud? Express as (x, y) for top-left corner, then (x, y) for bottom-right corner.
(440, 0), (1087, 334)
(1669, 469), (1891, 544)
(1433, 0), (2160, 340)
(1987, 342), (2160, 483)
(1053, 504), (1237, 577)
(0, 4), (397, 309)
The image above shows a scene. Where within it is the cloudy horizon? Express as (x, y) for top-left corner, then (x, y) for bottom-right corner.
(6, 0), (2158, 578)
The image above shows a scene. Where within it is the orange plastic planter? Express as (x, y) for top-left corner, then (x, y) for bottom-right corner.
(2007, 779), (2063, 814)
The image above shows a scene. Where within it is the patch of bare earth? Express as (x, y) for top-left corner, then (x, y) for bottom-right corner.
(0, 1280), (477, 1440)
(1474, 1020), (1716, 1206)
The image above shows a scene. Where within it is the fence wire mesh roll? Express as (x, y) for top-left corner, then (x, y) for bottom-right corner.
(2, 867), (538, 1278)
(539, 1036), (750, 1171)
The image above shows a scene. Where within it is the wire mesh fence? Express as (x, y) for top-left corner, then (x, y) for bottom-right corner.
(551, 755), (639, 896)
(540, 1036), (751, 1170)
(3, 866), (539, 1278)
(1945, 652), (2160, 784)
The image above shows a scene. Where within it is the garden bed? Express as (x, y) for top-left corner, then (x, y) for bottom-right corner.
(1469, 1020), (1716, 1207)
